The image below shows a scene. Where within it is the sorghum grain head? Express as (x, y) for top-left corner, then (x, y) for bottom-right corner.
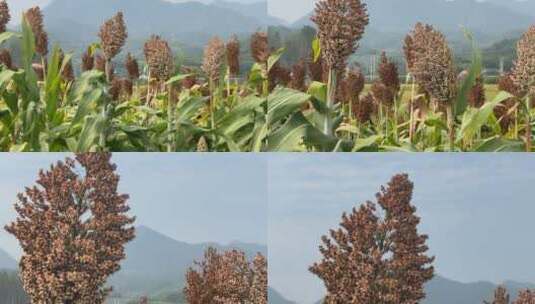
(371, 81), (394, 107)
(0, 49), (13, 70)
(24, 6), (48, 56)
(99, 12), (128, 60)
(378, 51), (400, 94)
(202, 36), (225, 81)
(0, 1), (10, 33)
(125, 52), (140, 80)
(144, 35), (174, 81)
(468, 76), (485, 108)
(268, 63), (291, 91)
(311, 0), (369, 71)
(404, 23), (456, 104)
(94, 53), (106, 72)
(81, 47), (94, 72)
(226, 35), (240, 77)
(342, 67), (365, 104)
(512, 25), (535, 99)
(290, 60), (306, 91)
(250, 32), (269, 64)
(353, 93), (374, 123)
(308, 52), (325, 82)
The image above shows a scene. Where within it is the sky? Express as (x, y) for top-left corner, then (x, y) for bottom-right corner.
(268, 154), (535, 304)
(0, 153), (267, 259)
(268, 0), (315, 23)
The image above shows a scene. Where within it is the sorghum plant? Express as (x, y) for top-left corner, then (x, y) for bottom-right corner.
(310, 174), (434, 304)
(24, 7), (48, 59)
(202, 36), (225, 129)
(404, 23), (457, 150)
(484, 286), (510, 304)
(311, 0), (369, 135)
(5, 153), (135, 304)
(0, 0), (10, 33)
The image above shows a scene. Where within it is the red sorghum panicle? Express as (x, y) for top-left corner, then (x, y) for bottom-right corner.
(468, 76), (485, 108)
(99, 12), (127, 60)
(310, 174), (434, 304)
(144, 35), (174, 81)
(311, 0), (369, 71)
(0, 49), (13, 70)
(81, 47), (94, 72)
(290, 60), (306, 91)
(250, 32), (269, 64)
(512, 26), (535, 99)
(404, 23), (457, 104)
(5, 153), (135, 304)
(125, 52), (140, 80)
(202, 37), (225, 81)
(378, 51), (400, 95)
(0, 1), (10, 33)
(24, 7), (48, 56)
(226, 35), (240, 77)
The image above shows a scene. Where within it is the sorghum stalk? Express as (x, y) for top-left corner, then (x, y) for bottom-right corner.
(167, 84), (176, 152)
(250, 32), (269, 96)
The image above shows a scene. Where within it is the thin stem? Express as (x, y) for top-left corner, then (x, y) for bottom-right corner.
(167, 84), (176, 152)
(209, 78), (215, 130)
(324, 68), (337, 136)
(447, 105), (455, 152)
(526, 96), (532, 152)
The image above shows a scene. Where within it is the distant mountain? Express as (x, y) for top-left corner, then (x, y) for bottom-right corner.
(212, 0), (284, 26)
(0, 248), (17, 270)
(307, 275), (535, 304)
(269, 287), (297, 304)
(292, 0), (533, 35)
(41, 0), (263, 47)
(423, 275), (535, 304)
(486, 0), (535, 17)
(108, 225), (267, 296)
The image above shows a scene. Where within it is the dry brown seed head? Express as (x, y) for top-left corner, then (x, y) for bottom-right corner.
(81, 47), (94, 72)
(0, 1), (11, 33)
(24, 6), (48, 56)
(226, 35), (240, 77)
(250, 31), (269, 64)
(99, 12), (128, 60)
(0, 49), (13, 70)
(404, 23), (457, 104)
(202, 36), (225, 81)
(125, 52), (140, 80)
(512, 25), (535, 98)
(144, 35), (174, 81)
(311, 0), (369, 71)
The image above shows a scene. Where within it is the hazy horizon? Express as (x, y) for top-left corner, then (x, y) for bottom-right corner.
(0, 154), (268, 260)
(268, 154), (535, 304)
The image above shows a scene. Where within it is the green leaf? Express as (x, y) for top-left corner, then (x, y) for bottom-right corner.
(0, 32), (20, 46)
(312, 37), (321, 63)
(165, 73), (192, 85)
(475, 136), (525, 152)
(267, 48), (285, 73)
(307, 81), (327, 104)
(352, 135), (382, 152)
(454, 28), (482, 116)
(458, 91), (513, 143)
(268, 87), (310, 124)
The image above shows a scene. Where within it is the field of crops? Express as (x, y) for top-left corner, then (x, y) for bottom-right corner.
(0, 2), (533, 152)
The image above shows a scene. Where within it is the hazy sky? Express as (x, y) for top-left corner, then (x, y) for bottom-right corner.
(0, 153), (267, 259)
(269, 154), (535, 304)
(268, 0), (315, 23)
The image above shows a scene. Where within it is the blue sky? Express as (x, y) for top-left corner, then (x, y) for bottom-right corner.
(268, 154), (535, 304)
(0, 153), (267, 259)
